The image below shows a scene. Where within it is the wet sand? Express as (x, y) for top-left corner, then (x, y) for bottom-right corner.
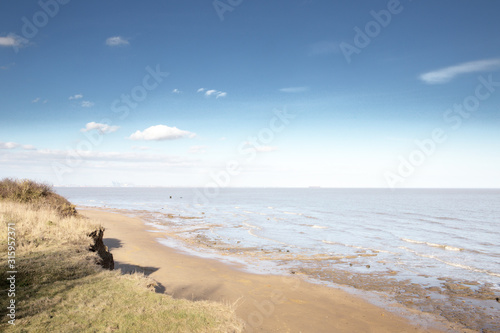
(81, 208), (469, 333)
(129, 209), (500, 332)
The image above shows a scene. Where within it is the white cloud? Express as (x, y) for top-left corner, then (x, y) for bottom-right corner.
(69, 94), (83, 100)
(0, 142), (19, 149)
(81, 122), (120, 134)
(189, 145), (207, 154)
(129, 125), (196, 141)
(0, 36), (17, 47)
(21, 144), (36, 150)
(197, 88), (205, 93)
(255, 146), (277, 152)
(0, 141), (35, 150)
(132, 145), (150, 151)
(106, 36), (129, 46)
(0, 34), (27, 48)
(0, 148), (197, 168)
(31, 97), (48, 104)
(419, 58), (500, 84)
(204, 89), (227, 98)
(81, 101), (95, 108)
(308, 41), (339, 56)
(279, 87), (309, 93)
(243, 143), (277, 152)
(172, 89), (181, 94)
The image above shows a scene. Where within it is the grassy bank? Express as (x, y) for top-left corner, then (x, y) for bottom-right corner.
(0, 178), (77, 217)
(0, 179), (243, 332)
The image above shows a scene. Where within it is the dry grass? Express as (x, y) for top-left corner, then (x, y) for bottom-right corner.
(0, 178), (77, 217)
(1, 201), (97, 250)
(0, 199), (243, 332)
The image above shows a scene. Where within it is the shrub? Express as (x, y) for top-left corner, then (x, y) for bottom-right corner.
(0, 178), (77, 217)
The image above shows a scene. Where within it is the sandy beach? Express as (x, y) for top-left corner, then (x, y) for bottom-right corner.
(81, 208), (467, 333)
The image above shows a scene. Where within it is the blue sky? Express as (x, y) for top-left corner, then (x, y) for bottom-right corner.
(1, 0), (499, 187)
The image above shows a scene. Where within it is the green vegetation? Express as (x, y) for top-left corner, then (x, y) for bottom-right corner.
(0, 179), (242, 332)
(0, 178), (77, 217)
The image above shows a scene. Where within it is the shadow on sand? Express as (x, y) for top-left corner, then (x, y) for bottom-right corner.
(103, 238), (123, 250)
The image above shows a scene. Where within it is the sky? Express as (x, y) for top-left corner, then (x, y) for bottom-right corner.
(1, 0), (499, 188)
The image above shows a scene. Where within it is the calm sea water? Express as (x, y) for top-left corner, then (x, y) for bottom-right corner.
(56, 187), (500, 289)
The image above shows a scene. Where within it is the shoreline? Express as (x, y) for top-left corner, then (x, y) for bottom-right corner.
(81, 207), (467, 333)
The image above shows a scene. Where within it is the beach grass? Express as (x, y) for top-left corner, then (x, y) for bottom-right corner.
(0, 178), (77, 217)
(0, 179), (243, 332)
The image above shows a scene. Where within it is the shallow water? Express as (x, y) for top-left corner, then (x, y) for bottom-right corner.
(57, 187), (500, 289)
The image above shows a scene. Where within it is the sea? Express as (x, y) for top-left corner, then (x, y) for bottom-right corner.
(55, 187), (500, 290)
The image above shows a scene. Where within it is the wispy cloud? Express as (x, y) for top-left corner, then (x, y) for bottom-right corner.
(31, 97), (47, 104)
(131, 145), (150, 151)
(204, 89), (227, 98)
(0, 142), (19, 149)
(0, 148), (197, 168)
(129, 125), (196, 141)
(0, 36), (18, 47)
(81, 101), (95, 108)
(0, 141), (36, 150)
(279, 87), (309, 93)
(69, 94), (83, 100)
(254, 145), (277, 152)
(0, 34), (28, 49)
(105, 36), (129, 47)
(308, 41), (339, 56)
(188, 145), (207, 154)
(172, 89), (182, 94)
(419, 58), (500, 84)
(81, 122), (119, 134)
(0, 62), (15, 70)
(197, 88), (205, 93)
(243, 143), (278, 152)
